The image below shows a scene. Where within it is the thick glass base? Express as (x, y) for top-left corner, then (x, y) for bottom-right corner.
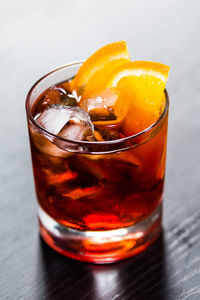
(38, 204), (162, 264)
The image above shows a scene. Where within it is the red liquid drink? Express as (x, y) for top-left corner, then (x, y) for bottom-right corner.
(31, 87), (167, 231)
(26, 46), (169, 263)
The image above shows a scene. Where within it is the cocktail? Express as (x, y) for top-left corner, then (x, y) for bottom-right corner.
(26, 41), (169, 263)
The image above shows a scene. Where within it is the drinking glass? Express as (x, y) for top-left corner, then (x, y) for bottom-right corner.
(26, 62), (169, 263)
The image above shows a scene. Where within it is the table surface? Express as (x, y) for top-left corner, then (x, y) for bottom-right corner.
(1, 1), (200, 299)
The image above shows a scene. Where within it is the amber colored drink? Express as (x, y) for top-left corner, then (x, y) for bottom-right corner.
(31, 97), (167, 231)
(26, 62), (169, 263)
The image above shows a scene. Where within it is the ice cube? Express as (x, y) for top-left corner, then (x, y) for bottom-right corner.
(58, 107), (94, 141)
(68, 106), (94, 128)
(34, 105), (94, 153)
(35, 105), (73, 135)
(43, 86), (65, 106)
(59, 122), (92, 140)
(81, 88), (119, 121)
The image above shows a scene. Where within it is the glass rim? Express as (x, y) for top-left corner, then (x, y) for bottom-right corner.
(25, 61), (169, 148)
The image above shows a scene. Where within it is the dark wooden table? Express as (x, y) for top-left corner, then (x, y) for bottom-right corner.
(1, 1), (200, 299)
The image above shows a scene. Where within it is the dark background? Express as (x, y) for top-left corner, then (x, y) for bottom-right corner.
(1, 0), (200, 299)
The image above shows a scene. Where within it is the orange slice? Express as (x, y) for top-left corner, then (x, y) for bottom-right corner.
(106, 61), (169, 115)
(105, 61), (169, 134)
(73, 41), (130, 94)
(83, 58), (129, 93)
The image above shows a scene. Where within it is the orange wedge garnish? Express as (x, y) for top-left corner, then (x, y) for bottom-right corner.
(105, 61), (169, 134)
(72, 41), (169, 135)
(83, 58), (129, 93)
(73, 41), (130, 94)
(106, 61), (169, 114)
